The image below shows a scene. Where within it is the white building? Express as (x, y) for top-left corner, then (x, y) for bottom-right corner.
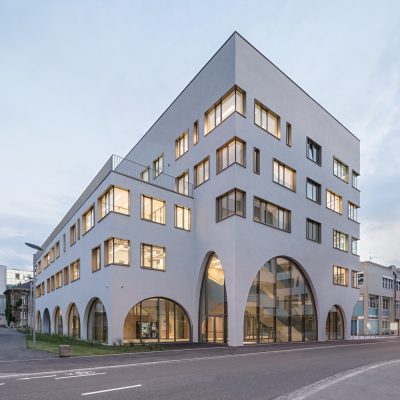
(34, 32), (360, 346)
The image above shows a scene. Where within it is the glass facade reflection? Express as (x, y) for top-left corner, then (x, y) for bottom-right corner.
(199, 255), (227, 343)
(68, 303), (80, 338)
(244, 257), (316, 343)
(123, 298), (190, 343)
(87, 299), (108, 343)
(326, 305), (344, 340)
(54, 307), (63, 335)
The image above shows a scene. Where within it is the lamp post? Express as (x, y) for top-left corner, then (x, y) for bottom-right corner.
(394, 270), (399, 335)
(25, 242), (43, 347)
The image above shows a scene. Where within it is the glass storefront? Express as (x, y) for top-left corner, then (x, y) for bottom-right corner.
(244, 257), (317, 343)
(326, 305), (344, 340)
(123, 298), (190, 343)
(54, 307), (63, 335)
(68, 303), (80, 338)
(87, 299), (108, 343)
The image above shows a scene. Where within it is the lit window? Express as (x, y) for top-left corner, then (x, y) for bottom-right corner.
(98, 186), (130, 219)
(55, 242), (60, 259)
(352, 171), (360, 190)
(193, 120), (199, 145)
(273, 160), (296, 191)
(141, 195), (166, 224)
(105, 238), (130, 266)
(70, 259), (80, 282)
(254, 101), (280, 138)
(333, 230), (348, 252)
(92, 246), (101, 272)
(83, 206), (95, 234)
(333, 158), (349, 182)
(306, 219), (321, 243)
(70, 224), (76, 246)
(176, 171), (189, 195)
(306, 138), (321, 165)
(348, 202), (359, 222)
(36, 260), (42, 274)
(217, 138), (245, 173)
(306, 178), (321, 204)
(205, 87), (245, 134)
(175, 130), (189, 159)
(253, 197), (291, 232)
(153, 154), (164, 178)
(141, 243), (166, 271)
(333, 266), (348, 286)
(50, 276), (55, 291)
(50, 247), (55, 263)
(175, 205), (190, 231)
(217, 189), (245, 221)
(141, 167), (150, 182)
(56, 271), (63, 289)
(63, 266), (69, 285)
(286, 123), (292, 147)
(194, 157), (210, 187)
(326, 190), (342, 214)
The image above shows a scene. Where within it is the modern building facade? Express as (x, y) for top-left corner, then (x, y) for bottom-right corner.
(34, 32), (360, 346)
(352, 261), (400, 336)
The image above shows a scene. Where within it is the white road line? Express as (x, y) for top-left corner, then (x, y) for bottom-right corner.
(273, 358), (400, 400)
(0, 383), (4, 386)
(82, 384), (142, 396)
(55, 372), (106, 380)
(0, 340), (398, 380)
(17, 375), (57, 380)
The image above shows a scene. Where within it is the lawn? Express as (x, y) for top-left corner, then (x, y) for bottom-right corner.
(23, 331), (162, 356)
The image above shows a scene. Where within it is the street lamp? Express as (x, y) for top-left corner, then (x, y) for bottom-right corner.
(25, 242), (43, 347)
(394, 270), (398, 335)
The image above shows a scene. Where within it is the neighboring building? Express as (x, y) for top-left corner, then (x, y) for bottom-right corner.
(352, 261), (400, 336)
(6, 268), (32, 286)
(34, 32), (360, 346)
(4, 282), (31, 328)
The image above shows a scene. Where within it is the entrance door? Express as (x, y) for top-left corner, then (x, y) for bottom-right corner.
(207, 315), (226, 343)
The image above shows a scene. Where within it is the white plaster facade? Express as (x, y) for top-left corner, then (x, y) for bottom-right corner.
(35, 32), (360, 346)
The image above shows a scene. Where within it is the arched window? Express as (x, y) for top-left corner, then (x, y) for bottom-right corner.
(199, 254), (227, 343)
(326, 305), (344, 340)
(123, 298), (190, 344)
(42, 308), (51, 334)
(54, 307), (63, 335)
(68, 304), (80, 338)
(244, 257), (316, 343)
(87, 299), (108, 343)
(36, 311), (42, 333)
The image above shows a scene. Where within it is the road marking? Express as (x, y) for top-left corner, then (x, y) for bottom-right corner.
(82, 384), (142, 396)
(273, 358), (400, 400)
(17, 375), (57, 380)
(0, 340), (398, 380)
(55, 372), (106, 380)
(0, 383), (4, 386)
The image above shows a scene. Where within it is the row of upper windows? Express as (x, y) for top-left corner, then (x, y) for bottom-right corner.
(382, 276), (400, 291)
(36, 188), (191, 274)
(334, 266), (360, 288)
(215, 188), (359, 255)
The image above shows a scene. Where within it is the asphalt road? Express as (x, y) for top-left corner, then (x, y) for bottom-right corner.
(1, 329), (400, 400)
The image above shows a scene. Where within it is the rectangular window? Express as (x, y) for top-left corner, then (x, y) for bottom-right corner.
(176, 171), (189, 195)
(254, 101), (280, 138)
(205, 87), (245, 134)
(306, 178), (321, 204)
(37, 260), (42, 274)
(92, 246), (101, 272)
(348, 202), (359, 222)
(55, 271), (62, 289)
(175, 205), (191, 231)
(286, 123), (292, 146)
(55, 242), (60, 259)
(369, 295), (378, 309)
(193, 120), (199, 145)
(46, 278), (50, 293)
(351, 238), (359, 255)
(77, 219), (80, 240)
(194, 157), (210, 187)
(63, 266), (69, 285)
(50, 275), (55, 291)
(306, 218), (321, 243)
(105, 238), (130, 266)
(141, 195), (166, 224)
(217, 137), (245, 173)
(253, 148), (260, 174)
(141, 243), (166, 271)
(83, 206), (95, 234)
(70, 224), (76, 246)
(352, 171), (360, 190)
(273, 159), (296, 191)
(153, 154), (164, 178)
(333, 229), (348, 252)
(253, 197), (291, 232)
(63, 234), (66, 253)
(50, 247), (55, 263)
(383, 277), (394, 290)
(326, 189), (343, 214)
(217, 189), (246, 221)
(333, 158), (349, 182)
(333, 266), (348, 286)
(141, 167), (150, 182)
(70, 259), (80, 282)
(306, 138), (321, 165)
(357, 272), (364, 287)
(382, 297), (390, 310)
(175, 130), (189, 159)
(99, 186), (130, 219)
(352, 271), (359, 288)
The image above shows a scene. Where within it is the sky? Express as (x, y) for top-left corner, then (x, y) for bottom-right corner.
(0, 0), (399, 271)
